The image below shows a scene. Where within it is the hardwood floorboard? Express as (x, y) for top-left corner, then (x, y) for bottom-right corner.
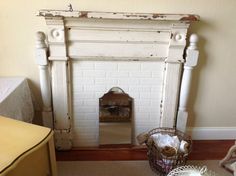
(188, 140), (235, 160)
(56, 140), (235, 161)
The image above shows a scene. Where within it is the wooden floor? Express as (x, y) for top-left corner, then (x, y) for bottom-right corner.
(56, 140), (235, 161)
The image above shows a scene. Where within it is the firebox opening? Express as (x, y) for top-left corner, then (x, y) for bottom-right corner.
(99, 87), (133, 145)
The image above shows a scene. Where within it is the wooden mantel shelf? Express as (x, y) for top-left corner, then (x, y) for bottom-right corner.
(37, 10), (199, 22)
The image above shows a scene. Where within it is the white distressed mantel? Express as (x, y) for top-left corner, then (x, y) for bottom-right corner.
(36, 10), (199, 150)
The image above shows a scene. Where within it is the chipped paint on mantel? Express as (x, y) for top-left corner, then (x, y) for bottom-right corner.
(36, 9), (200, 149)
(37, 10), (199, 22)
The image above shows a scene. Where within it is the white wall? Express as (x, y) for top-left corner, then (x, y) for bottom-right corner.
(0, 0), (236, 137)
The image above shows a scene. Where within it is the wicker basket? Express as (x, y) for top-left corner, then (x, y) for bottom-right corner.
(145, 128), (192, 176)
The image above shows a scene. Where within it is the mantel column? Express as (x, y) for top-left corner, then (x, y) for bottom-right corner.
(35, 31), (53, 128)
(45, 17), (72, 150)
(160, 23), (189, 128)
(177, 34), (199, 132)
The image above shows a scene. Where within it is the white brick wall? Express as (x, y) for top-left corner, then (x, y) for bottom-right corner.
(72, 61), (165, 147)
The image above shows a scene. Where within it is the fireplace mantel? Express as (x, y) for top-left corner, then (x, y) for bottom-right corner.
(36, 10), (199, 150)
(37, 10), (199, 22)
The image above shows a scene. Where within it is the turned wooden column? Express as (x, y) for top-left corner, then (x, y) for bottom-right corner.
(176, 34), (199, 132)
(35, 32), (53, 128)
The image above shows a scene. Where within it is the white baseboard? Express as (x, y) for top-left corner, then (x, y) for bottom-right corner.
(186, 127), (236, 140)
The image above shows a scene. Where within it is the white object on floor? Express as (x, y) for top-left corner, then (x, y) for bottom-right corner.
(219, 141), (236, 175)
(230, 162), (236, 176)
(0, 77), (34, 122)
(167, 165), (217, 176)
(231, 162), (236, 176)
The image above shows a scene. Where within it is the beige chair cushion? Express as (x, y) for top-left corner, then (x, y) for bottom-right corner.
(0, 116), (52, 175)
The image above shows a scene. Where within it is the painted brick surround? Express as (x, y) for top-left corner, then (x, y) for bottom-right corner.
(72, 61), (164, 146)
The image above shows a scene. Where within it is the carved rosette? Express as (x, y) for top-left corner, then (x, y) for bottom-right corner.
(49, 28), (64, 42)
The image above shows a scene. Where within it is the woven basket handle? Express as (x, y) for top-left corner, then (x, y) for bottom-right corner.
(136, 132), (149, 145)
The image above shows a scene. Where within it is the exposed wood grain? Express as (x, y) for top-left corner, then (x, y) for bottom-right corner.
(37, 10), (200, 22)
